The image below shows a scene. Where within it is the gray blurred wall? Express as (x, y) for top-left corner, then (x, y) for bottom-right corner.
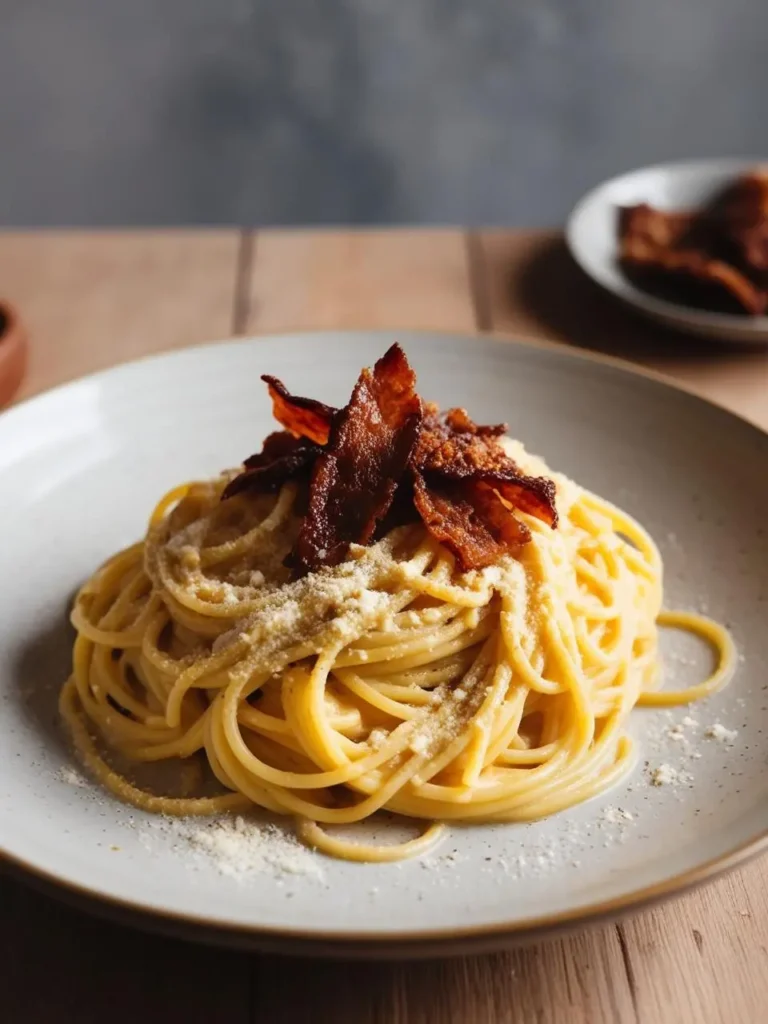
(0, 0), (766, 226)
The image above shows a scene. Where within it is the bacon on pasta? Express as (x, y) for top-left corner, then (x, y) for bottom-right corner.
(224, 344), (558, 573)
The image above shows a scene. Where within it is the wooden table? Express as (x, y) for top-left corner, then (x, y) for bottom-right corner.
(1, 229), (766, 1024)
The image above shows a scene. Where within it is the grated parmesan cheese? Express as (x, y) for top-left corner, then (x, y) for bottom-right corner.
(666, 724), (687, 742)
(186, 816), (325, 882)
(705, 722), (739, 743)
(409, 734), (430, 755)
(603, 806), (634, 824)
(650, 764), (692, 787)
(55, 765), (89, 788)
(367, 727), (388, 750)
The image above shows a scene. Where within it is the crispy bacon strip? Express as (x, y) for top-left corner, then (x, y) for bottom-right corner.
(416, 412), (558, 528)
(492, 475), (558, 525)
(620, 242), (766, 315)
(293, 344), (423, 573)
(221, 430), (321, 499)
(708, 172), (768, 286)
(223, 345), (560, 574)
(618, 201), (767, 315)
(444, 407), (507, 437)
(262, 375), (336, 445)
(709, 171), (768, 235)
(413, 474), (530, 571)
(618, 203), (697, 253)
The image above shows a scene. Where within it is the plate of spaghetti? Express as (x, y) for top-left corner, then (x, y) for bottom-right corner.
(1, 331), (766, 956)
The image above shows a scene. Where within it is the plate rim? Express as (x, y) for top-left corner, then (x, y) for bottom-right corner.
(565, 156), (768, 339)
(2, 327), (768, 954)
(3, 322), (764, 431)
(3, 834), (767, 957)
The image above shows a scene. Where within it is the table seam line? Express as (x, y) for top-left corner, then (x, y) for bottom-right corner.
(233, 229), (256, 335)
(616, 921), (640, 1021)
(465, 231), (492, 332)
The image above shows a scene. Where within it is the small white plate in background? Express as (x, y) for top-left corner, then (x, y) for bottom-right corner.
(566, 158), (768, 344)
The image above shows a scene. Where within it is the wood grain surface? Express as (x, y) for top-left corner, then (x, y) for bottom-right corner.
(0, 231), (240, 400)
(1, 228), (766, 1024)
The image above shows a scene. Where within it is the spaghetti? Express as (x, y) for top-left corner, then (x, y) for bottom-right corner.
(59, 350), (735, 862)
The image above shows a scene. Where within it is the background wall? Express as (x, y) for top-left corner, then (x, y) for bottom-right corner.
(1, 0), (766, 227)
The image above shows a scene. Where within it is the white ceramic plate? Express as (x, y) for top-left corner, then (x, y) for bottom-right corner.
(566, 158), (768, 343)
(2, 331), (768, 958)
